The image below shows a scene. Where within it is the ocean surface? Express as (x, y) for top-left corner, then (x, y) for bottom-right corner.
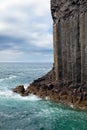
(0, 62), (87, 130)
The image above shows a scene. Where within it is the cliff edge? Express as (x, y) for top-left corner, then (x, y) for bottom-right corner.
(13, 0), (87, 110)
(51, 0), (87, 86)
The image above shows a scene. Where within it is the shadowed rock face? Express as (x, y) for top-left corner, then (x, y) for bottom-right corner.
(51, 0), (87, 86)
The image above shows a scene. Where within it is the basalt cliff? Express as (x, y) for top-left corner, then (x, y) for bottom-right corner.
(13, 0), (87, 110)
(51, 0), (87, 87)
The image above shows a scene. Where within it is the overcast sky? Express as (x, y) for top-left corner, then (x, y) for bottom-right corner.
(0, 0), (53, 63)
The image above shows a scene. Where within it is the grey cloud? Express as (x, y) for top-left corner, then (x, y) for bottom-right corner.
(0, 0), (53, 62)
(0, 34), (53, 56)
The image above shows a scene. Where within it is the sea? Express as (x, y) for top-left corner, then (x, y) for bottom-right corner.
(0, 62), (87, 130)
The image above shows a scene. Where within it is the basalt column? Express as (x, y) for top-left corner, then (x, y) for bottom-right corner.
(51, 0), (87, 86)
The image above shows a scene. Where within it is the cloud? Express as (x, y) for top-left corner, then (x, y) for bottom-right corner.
(0, 0), (53, 62)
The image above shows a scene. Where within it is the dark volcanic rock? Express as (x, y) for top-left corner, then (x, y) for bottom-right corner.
(12, 0), (87, 110)
(51, 0), (87, 86)
(13, 85), (25, 94)
(30, 69), (55, 87)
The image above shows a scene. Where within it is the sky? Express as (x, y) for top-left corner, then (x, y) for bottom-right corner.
(0, 0), (53, 63)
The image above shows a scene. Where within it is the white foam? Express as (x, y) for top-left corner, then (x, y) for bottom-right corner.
(0, 90), (13, 97)
(0, 112), (13, 118)
(8, 75), (16, 79)
(70, 104), (74, 108)
(13, 94), (41, 101)
(25, 94), (41, 101)
(0, 75), (17, 82)
(24, 84), (29, 90)
(0, 89), (41, 101)
(45, 96), (50, 100)
(0, 79), (4, 82)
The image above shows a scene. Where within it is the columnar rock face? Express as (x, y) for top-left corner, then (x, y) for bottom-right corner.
(51, 0), (87, 86)
(12, 0), (87, 109)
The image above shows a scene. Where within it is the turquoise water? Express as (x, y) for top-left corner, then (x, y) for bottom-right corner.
(0, 63), (87, 130)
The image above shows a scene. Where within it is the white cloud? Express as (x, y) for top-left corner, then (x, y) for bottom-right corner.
(0, 49), (22, 62)
(0, 22), (7, 30)
(0, 0), (53, 62)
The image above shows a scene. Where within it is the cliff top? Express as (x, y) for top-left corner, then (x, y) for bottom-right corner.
(51, 0), (87, 22)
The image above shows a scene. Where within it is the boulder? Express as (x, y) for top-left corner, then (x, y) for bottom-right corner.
(13, 85), (25, 94)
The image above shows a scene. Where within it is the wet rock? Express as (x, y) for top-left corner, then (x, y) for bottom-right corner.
(13, 85), (25, 94)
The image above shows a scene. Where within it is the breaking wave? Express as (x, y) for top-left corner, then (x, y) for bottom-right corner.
(0, 75), (17, 82)
(0, 89), (41, 101)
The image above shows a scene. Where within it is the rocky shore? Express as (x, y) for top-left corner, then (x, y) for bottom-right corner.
(13, 0), (87, 110)
(13, 70), (87, 110)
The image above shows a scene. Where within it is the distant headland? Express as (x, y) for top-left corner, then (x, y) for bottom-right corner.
(13, 0), (87, 110)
